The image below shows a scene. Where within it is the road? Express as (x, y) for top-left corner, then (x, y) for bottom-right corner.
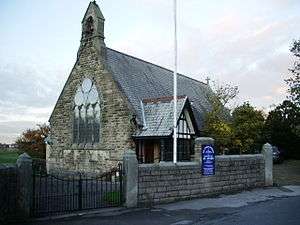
(195, 196), (300, 225)
(23, 186), (300, 225)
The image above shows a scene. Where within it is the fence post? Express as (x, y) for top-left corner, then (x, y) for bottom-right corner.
(16, 153), (33, 218)
(123, 149), (138, 208)
(262, 143), (273, 186)
(194, 137), (215, 162)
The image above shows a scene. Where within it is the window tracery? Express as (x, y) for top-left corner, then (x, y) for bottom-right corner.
(73, 78), (100, 144)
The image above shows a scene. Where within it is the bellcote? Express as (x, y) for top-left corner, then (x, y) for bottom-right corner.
(81, 1), (105, 41)
(78, 1), (106, 60)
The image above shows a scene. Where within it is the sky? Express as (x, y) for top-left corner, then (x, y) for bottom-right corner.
(0, 0), (299, 143)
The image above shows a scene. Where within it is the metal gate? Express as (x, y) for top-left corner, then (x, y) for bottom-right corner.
(31, 163), (123, 217)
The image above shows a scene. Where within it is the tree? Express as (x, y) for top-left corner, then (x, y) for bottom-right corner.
(286, 40), (300, 105)
(16, 124), (50, 159)
(204, 83), (267, 155)
(264, 100), (300, 159)
(207, 81), (239, 120)
(213, 82), (239, 107)
(203, 82), (239, 154)
(231, 103), (265, 154)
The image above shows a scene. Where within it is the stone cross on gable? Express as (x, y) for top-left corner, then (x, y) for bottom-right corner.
(205, 77), (210, 85)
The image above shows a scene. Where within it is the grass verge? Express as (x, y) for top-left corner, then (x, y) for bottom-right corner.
(0, 149), (21, 164)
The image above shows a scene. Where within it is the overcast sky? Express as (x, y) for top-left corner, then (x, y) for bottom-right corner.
(0, 0), (299, 143)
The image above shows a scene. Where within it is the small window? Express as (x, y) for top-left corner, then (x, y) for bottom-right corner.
(73, 78), (100, 144)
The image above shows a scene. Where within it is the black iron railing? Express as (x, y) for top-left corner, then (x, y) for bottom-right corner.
(31, 163), (123, 217)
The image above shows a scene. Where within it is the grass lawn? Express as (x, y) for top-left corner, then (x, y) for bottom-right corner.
(273, 160), (300, 186)
(0, 149), (21, 164)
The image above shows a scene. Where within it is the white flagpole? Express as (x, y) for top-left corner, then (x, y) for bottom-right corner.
(173, 0), (178, 164)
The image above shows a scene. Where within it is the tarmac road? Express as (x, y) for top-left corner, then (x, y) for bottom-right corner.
(23, 186), (300, 225)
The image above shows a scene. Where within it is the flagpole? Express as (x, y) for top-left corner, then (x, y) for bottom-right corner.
(173, 0), (178, 164)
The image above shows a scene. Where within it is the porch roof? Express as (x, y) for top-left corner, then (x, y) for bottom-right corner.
(133, 96), (187, 138)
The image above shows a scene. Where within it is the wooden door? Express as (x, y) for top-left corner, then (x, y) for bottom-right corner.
(144, 141), (154, 163)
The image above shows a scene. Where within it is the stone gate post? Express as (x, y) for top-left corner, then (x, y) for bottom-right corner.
(194, 137), (215, 162)
(16, 153), (33, 218)
(262, 143), (273, 186)
(123, 149), (138, 208)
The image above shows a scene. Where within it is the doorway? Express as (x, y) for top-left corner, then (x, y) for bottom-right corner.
(136, 139), (160, 164)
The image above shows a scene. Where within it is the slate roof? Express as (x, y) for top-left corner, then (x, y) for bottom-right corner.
(134, 96), (187, 137)
(106, 48), (213, 132)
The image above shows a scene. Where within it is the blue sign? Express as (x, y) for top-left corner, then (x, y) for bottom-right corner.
(202, 145), (215, 176)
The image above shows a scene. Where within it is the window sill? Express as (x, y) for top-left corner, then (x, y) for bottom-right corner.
(71, 143), (101, 150)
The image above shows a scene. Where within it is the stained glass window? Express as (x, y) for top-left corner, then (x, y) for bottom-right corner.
(73, 78), (100, 144)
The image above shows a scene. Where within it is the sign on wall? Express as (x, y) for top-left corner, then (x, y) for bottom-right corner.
(202, 144), (215, 176)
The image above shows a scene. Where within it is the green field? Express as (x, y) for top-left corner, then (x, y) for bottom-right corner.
(0, 149), (21, 164)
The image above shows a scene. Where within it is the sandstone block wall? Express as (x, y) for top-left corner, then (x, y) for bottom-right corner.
(138, 155), (265, 205)
(48, 41), (135, 173)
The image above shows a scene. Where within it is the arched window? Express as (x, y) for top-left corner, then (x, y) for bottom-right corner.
(73, 78), (100, 144)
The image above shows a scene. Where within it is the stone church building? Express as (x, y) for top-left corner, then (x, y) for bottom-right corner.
(47, 1), (213, 173)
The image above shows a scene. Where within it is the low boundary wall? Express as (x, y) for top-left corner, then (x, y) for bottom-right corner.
(138, 155), (265, 205)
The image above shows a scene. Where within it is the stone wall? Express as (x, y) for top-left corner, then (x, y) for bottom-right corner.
(138, 155), (265, 205)
(48, 40), (135, 173)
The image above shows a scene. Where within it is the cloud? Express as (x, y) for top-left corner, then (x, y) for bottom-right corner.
(0, 60), (65, 142)
(272, 85), (288, 95)
(0, 61), (65, 106)
(262, 95), (273, 101)
(175, 10), (299, 109)
(0, 121), (38, 143)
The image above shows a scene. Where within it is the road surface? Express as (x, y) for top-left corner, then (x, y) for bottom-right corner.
(24, 186), (300, 225)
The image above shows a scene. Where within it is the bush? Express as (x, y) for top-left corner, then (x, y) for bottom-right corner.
(103, 191), (121, 205)
(16, 124), (49, 159)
